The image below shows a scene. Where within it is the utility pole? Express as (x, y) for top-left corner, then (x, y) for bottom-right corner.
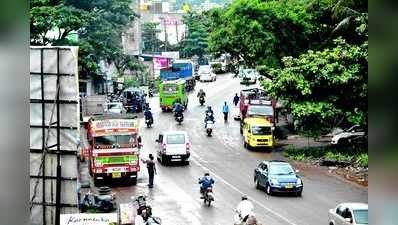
(163, 17), (167, 52)
(175, 20), (179, 43)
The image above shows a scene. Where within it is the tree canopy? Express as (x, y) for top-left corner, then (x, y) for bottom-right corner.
(30, 0), (144, 77)
(179, 12), (209, 58)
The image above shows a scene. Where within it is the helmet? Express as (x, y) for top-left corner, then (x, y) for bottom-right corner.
(241, 195), (248, 201)
(204, 172), (210, 176)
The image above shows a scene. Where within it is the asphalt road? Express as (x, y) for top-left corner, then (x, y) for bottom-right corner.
(98, 73), (368, 225)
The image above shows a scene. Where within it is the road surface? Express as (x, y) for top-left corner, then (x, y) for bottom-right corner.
(82, 73), (368, 225)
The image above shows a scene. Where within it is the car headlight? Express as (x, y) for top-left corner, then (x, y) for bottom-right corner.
(271, 178), (279, 185)
(296, 178), (302, 185)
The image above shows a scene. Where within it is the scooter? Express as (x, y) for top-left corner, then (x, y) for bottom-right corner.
(175, 112), (184, 125)
(202, 187), (214, 206)
(199, 96), (205, 106)
(80, 187), (115, 213)
(205, 120), (214, 136)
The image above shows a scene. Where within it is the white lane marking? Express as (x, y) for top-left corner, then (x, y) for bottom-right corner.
(190, 155), (300, 225)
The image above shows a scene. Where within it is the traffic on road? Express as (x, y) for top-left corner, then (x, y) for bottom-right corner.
(77, 72), (367, 225)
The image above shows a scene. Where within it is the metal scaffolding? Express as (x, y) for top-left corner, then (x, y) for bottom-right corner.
(30, 47), (80, 225)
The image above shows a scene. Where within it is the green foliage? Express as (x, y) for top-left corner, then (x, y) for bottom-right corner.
(180, 12), (209, 58)
(211, 63), (223, 74)
(142, 22), (162, 53)
(208, 0), (315, 67)
(124, 77), (139, 88)
(355, 153), (368, 168)
(30, 0), (144, 78)
(263, 37), (367, 138)
(284, 146), (367, 168)
(324, 151), (354, 161)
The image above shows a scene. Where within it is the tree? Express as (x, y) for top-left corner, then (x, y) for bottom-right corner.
(263, 37), (368, 138)
(208, 0), (314, 68)
(142, 22), (162, 53)
(180, 12), (209, 58)
(30, 0), (143, 78)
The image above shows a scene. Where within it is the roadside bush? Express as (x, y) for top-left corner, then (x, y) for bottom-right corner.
(355, 153), (368, 168)
(324, 152), (353, 162)
(211, 63), (223, 74)
(284, 146), (367, 168)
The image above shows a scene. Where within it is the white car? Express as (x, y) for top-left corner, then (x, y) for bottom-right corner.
(104, 102), (125, 114)
(331, 125), (366, 145)
(329, 203), (368, 225)
(156, 131), (191, 165)
(240, 69), (258, 84)
(199, 65), (216, 82)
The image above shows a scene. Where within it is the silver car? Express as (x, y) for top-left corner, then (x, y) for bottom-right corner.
(328, 203), (368, 225)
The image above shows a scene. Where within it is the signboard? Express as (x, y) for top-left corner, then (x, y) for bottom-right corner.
(161, 51), (180, 59)
(154, 57), (170, 70)
(60, 213), (117, 225)
(93, 119), (138, 130)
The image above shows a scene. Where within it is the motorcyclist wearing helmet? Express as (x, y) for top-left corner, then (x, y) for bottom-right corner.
(197, 89), (206, 98)
(204, 106), (215, 128)
(235, 195), (255, 224)
(198, 172), (215, 199)
(144, 107), (153, 123)
(173, 98), (184, 118)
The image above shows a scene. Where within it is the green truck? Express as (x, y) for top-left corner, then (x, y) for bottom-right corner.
(159, 79), (188, 112)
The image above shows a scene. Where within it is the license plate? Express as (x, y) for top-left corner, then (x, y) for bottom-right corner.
(285, 184), (293, 189)
(172, 155), (181, 159)
(112, 172), (122, 178)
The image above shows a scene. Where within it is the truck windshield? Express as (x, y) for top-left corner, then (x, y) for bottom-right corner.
(252, 126), (272, 135)
(94, 134), (135, 146)
(248, 105), (273, 116)
(163, 84), (177, 94)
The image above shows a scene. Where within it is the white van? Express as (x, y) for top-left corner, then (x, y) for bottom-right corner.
(156, 131), (191, 165)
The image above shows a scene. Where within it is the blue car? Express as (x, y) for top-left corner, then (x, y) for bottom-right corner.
(254, 160), (303, 196)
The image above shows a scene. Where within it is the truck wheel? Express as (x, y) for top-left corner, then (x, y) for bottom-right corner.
(130, 177), (137, 185)
(93, 176), (102, 187)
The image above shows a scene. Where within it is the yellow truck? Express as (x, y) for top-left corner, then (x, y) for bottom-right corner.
(242, 117), (274, 149)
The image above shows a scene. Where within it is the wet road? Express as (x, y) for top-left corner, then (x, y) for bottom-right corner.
(110, 73), (367, 225)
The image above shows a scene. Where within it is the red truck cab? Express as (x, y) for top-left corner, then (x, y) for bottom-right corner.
(239, 88), (277, 132)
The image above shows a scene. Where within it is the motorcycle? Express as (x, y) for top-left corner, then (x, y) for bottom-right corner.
(133, 195), (162, 224)
(80, 186), (115, 213)
(145, 117), (153, 128)
(199, 96), (205, 106)
(205, 120), (214, 136)
(175, 112), (184, 125)
(202, 187), (214, 206)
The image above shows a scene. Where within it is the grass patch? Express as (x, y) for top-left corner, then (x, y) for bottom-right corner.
(284, 145), (367, 168)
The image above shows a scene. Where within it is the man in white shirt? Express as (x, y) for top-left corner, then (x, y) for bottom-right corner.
(134, 214), (145, 225)
(234, 195), (254, 224)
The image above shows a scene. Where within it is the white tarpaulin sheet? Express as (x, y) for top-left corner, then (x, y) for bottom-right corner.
(30, 46), (80, 225)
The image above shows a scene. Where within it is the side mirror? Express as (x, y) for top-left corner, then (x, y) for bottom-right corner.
(344, 218), (353, 223)
(155, 139), (159, 143)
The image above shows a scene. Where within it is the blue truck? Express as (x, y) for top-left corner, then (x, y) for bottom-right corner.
(160, 60), (196, 92)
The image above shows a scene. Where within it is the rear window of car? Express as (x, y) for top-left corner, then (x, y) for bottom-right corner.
(199, 66), (211, 72)
(353, 209), (368, 224)
(166, 134), (186, 144)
